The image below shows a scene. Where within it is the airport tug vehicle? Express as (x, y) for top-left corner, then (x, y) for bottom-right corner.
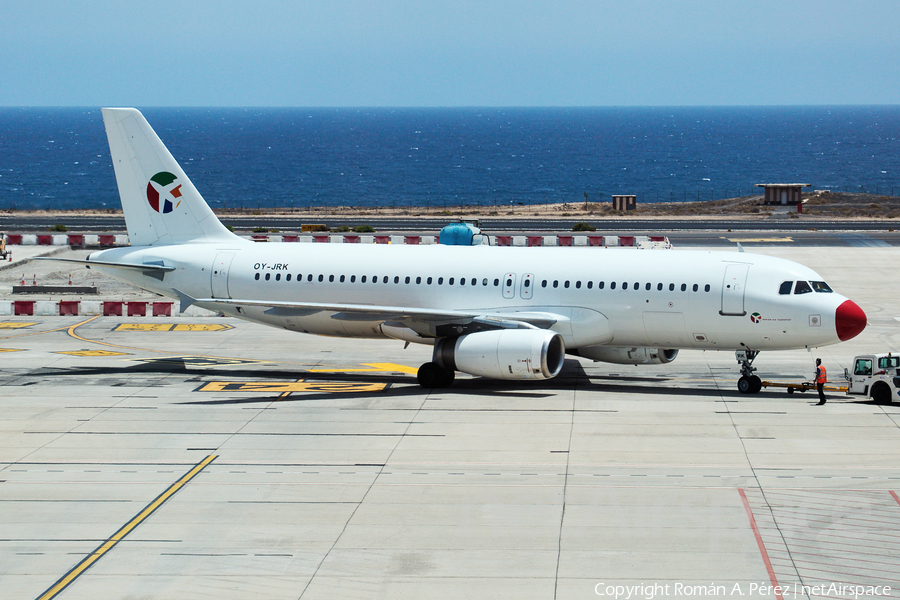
(762, 353), (899, 404)
(842, 353), (900, 404)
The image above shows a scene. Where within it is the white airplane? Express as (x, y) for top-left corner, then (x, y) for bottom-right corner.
(56, 108), (868, 391)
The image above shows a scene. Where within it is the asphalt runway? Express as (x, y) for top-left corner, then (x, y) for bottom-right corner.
(2, 246), (900, 599)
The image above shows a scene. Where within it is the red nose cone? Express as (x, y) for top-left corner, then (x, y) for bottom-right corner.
(836, 300), (867, 341)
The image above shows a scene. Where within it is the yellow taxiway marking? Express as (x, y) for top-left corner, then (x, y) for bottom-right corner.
(723, 237), (794, 243)
(0, 322), (36, 329)
(56, 350), (131, 357)
(113, 323), (234, 332)
(309, 362), (418, 375)
(0, 348), (24, 353)
(197, 380), (388, 393)
(36, 454), (217, 600)
(0, 316), (97, 342)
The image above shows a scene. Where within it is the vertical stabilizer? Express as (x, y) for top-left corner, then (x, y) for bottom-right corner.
(101, 108), (241, 246)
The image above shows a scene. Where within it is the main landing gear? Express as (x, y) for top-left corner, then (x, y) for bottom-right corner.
(417, 362), (456, 388)
(736, 349), (762, 394)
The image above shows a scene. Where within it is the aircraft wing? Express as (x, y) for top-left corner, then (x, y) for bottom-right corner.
(185, 294), (559, 336)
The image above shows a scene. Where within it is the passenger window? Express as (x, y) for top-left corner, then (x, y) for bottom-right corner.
(340, 275), (345, 283)
(405, 276), (410, 284)
(704, 284), (710, 292)
(646, 283), (651, 291)
(680, 283), (686, 291)
(438, 277), (444, 285)
(350, 275), (356, 283)
(460, 278), (466, 286)
(255, 273), (260, 280)
(427, 277), (432, 285)
(854, 359), (872, 376)
(692, 284), (698, 292)
(482, 278), (488, 286)
(633, 282), (639, 290)
(394, 276), (400, 284)
(495, 279), (500, 286)
(265, 273), (271, 281)
(611, 282), (616, 290)
(598, 281), (605, 289)
(669, 283), (674, 291)
(622, 282), (627, 290)
(383, 276), (388, 284)
(275, 274), (281, 281)
(307, 274), (313, 282)
(575, 281), (581, 289)
(553, 280), (559, 288)
(318, 274), (323, 282)
(779, 281), (793, 295)
(329, 275), (334, 282)
(541, 280), (547, 288)
(449, 278), (455, 285)
(794, 281), (812, 294)
(657, 283), (663, 291)
(564, 281), (570, 288)
(361, 275), (367, 283)
(811, 281), (833, 293)
(286, 274), (291, 282)
(525, 279), (531, 288)
(587, 281), (593, 289)
(471, 278), (476, 286)
(416, 276), (421, 284)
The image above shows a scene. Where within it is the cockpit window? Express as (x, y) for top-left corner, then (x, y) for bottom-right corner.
(779, 281), (793, 295)
(794, 280), (813, 294)
(811, 281), (833, 293)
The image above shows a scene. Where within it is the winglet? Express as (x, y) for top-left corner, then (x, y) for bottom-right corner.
(737, 242), (745, 253)
(172, 289), (196, 314)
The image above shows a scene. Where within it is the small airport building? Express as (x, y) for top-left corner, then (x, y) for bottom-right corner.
(755, 183), (810, 205)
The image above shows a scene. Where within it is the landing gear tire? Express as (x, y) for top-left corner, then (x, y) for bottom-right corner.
(736, 350), (762, 394)
(417, 362), (455, 388)
(738, 375), (762, 394)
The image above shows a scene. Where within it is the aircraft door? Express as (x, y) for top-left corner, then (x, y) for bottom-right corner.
(720, 264), (749, 316)
(520, 273), (534, 299)
(502, 273), (516, 299)
(211, 252), (234, 298)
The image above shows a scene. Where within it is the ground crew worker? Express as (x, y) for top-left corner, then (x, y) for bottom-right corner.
(815, 358), (827, 405)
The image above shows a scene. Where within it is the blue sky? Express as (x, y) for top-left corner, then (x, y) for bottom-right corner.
(3, 0), (898, 106)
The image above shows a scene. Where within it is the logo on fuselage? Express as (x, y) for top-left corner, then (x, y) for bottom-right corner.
(146, 171), (182, 213)
(750, 312), (762, 324)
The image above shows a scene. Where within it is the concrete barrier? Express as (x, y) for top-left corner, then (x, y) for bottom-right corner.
(35, 301), (56, 316)
(59, 300), (80, 316)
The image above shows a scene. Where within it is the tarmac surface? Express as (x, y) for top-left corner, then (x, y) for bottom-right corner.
(1, 245), (900, 600)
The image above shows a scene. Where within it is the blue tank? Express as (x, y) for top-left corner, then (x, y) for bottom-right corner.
(439, 223), (483, 245)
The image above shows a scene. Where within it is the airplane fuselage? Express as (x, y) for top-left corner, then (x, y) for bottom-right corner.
(89, 242), (856, 353)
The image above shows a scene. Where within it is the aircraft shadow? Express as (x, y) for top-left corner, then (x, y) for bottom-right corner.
(10, 358), (826, 405)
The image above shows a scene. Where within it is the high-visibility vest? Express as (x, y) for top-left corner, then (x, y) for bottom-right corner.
(816, 365), (827, 384)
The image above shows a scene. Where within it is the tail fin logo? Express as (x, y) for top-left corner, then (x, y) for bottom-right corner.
(146, 171), (183, 214)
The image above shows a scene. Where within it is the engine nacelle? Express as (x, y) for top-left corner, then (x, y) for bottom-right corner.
(435, 329), (565, 380)
(574, 346), (678, 365)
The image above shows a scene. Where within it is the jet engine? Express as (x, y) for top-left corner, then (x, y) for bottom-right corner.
(434, 329), (565, 380)
(574, 346), (679, 365)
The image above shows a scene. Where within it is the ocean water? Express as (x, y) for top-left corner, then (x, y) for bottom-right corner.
(0, 106), (898, 210)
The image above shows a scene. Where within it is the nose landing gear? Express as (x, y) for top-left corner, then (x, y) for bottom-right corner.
(736, 349), (762, 394)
